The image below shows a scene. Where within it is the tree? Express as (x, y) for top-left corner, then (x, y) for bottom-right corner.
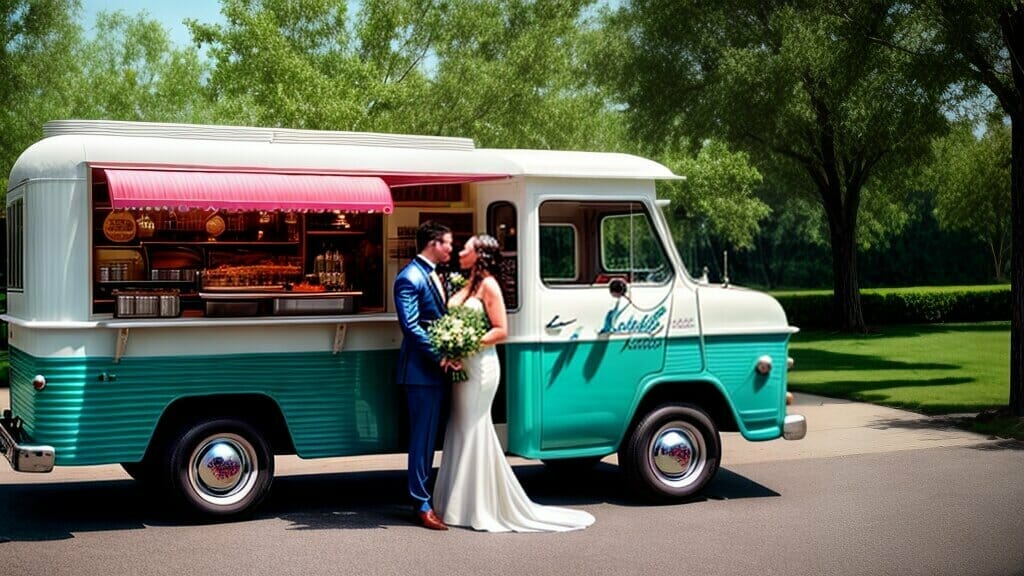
(74, 11), (211, 123)
(601, 0), (950, 330)
(920, 120), (1011, 281)
(852, 0), (1024, 416)
(657, 140), (770, 278)
(188, 0), (374, 129)
(1, 0), (81, 196)
(416, 0), (615, 149)
(189, 0), (618, 150)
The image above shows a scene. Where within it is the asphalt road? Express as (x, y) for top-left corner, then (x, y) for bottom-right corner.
(2, 392), (1023, 576)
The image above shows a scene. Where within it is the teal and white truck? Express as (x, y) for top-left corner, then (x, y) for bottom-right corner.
(1, 120), (805, 518)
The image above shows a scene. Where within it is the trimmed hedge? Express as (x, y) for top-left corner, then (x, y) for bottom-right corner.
(772, 285), (1010, 329)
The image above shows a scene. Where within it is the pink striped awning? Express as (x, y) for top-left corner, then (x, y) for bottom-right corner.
(104, 169), (394, 213)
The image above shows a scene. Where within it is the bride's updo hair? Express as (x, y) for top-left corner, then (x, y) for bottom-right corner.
(467, 234), (502, 296)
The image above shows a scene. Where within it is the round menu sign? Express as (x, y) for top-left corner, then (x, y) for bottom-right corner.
(103, 211), (137, 242)
(205, 214), (226, 237)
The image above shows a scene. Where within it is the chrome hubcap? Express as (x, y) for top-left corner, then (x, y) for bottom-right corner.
(188, 433), (257, 506)
(650, 422), (706, 488)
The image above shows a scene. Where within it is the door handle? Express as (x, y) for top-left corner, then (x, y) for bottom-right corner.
(546, 315), (577, 329)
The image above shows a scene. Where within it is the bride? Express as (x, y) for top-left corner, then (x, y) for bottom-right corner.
(433, 234), (595, 533)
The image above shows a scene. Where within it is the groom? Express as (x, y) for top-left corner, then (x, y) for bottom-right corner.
(394, 220), (454, 530)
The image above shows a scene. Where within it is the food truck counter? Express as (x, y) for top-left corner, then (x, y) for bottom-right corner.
(199, 289), (363, 316)
(2, 313), (398, 330)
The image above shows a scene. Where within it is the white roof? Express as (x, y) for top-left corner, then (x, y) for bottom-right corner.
(7, 120), (680, 189)
(484, 148), (679, 180)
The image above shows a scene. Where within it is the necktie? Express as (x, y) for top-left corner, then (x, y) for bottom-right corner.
(430, 270), (446, 304)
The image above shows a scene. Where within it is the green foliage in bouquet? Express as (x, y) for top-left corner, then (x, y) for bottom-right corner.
(449, 271), (467, 291)
(428, 304), (489, 382)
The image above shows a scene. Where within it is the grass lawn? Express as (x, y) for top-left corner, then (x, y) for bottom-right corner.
(788, 320), (1024, 439)
(770, 284), (1010, 298)
(788, 321), (1010, 415)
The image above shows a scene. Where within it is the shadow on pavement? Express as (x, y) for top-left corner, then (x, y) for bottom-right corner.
(967, 439), (1024, 451)
(866, 415), (1024, 451)
(0, 462), (780, 540)
(0, 479), (156, 542)
(269, 462), (780, 531)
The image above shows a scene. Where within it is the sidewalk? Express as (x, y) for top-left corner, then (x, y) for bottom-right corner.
(721, 392), (1000, 466)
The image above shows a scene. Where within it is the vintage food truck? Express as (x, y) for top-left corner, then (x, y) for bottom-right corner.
(1, 120), (805, 518)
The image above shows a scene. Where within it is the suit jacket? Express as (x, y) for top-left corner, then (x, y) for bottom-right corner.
(394, 256), (448, 386)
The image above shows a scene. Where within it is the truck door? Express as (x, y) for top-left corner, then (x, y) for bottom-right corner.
(537, 200), (675, 451)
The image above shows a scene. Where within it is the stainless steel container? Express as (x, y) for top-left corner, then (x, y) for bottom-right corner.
(159, 294), (180, 317)
(115, 293), (134, 317)
(135, 294), (159, 317)
(272, 296), (352, 315)
(205, 300), (260, 317)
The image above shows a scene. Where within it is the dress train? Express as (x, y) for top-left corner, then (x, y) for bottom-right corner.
(433, 298), (595, 533)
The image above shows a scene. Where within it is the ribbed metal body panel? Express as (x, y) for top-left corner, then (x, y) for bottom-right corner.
(10, 347), (402, 465)
(19, 177), (91, 322)
(663, 336), (704, 374)
(9, 332), (792, 468)
(704, 333), (791, 439)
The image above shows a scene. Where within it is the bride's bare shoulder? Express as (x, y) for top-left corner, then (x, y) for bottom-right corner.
(478, 276), (507, 306)
(480, 275), (503, 294)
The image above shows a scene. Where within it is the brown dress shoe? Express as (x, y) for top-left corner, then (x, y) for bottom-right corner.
(418, 509), (449, 531)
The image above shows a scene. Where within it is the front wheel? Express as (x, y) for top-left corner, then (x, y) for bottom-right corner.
(165, 417), (274, 519)
(619, 403), (720, 502)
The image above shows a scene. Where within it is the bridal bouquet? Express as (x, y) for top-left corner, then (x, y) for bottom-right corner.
(428, 304), (489, 382)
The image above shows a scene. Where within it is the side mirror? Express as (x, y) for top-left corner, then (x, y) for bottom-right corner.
(609, 278), (628, 298)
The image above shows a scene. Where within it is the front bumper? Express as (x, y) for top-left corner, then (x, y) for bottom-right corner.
(0, 409), (55, 472)
(783, 414), (807, 440)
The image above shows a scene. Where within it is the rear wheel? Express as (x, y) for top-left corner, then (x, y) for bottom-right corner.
(164, 417), (274, 519)
(620, 403), (720, 502)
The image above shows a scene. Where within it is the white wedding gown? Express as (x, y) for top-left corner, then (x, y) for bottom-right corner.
(434, 298), (595, 533)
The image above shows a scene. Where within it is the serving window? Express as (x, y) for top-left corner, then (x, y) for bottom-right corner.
(89, 167), (388, 318)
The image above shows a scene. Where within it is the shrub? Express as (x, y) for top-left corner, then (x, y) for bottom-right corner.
(772, 285), (1010, 329)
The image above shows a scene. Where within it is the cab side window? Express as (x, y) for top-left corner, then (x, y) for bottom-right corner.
(539, 200), (671, 286)
(540, 224), (578, 282)
(600, 213), (670, 284)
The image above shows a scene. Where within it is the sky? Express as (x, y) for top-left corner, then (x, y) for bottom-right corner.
(80, 1), (226, 47)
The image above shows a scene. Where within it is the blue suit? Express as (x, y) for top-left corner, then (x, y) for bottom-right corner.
(394, 256), (447, 512)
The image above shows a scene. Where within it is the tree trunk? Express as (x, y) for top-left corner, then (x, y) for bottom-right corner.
(817, 171), (866, 332)
(1004, 6), (1024, 417)
(1010, 115), (1023, 416)
(989, 237), (1007, 283)
(827, 212), (866, 332)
